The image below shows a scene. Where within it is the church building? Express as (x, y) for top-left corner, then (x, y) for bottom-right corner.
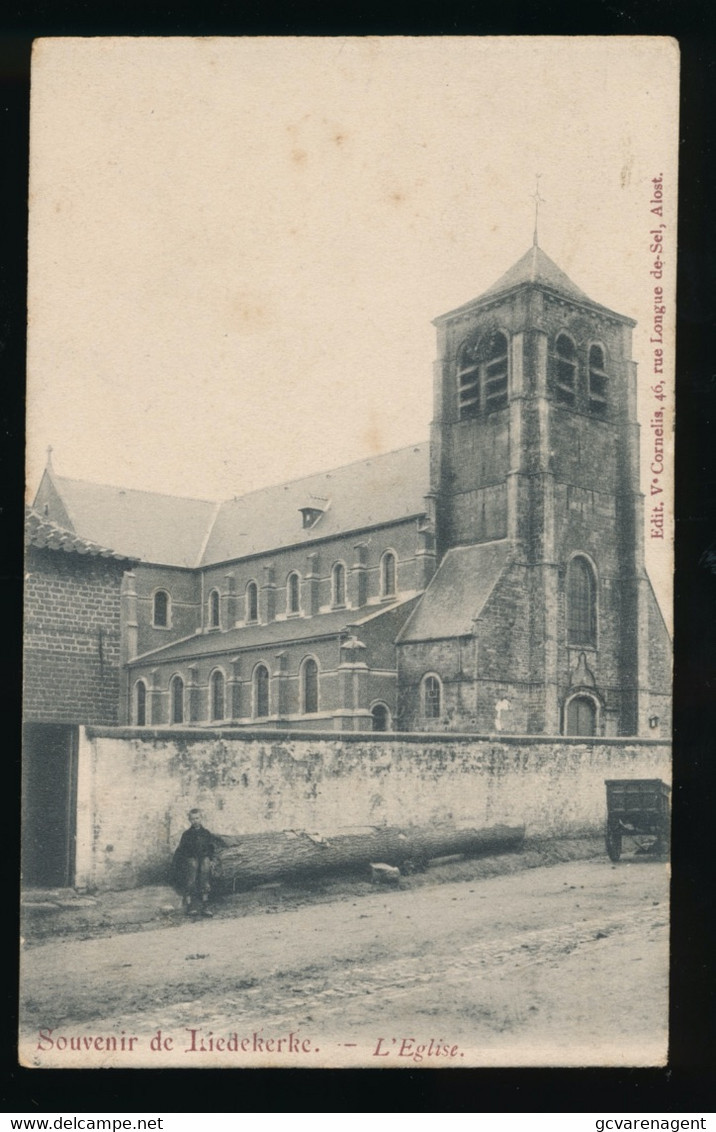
(32, 239), (672, 738)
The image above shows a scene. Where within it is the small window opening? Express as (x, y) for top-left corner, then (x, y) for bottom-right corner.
(302, 658), (319, 715)
(209, 589), (220, 629)
(246, 581), (258, 623)
(381, 552), (397, 598)
(422, 674), (442, 719)
(153, 590), (170, 628)
(210, 670), (225, 721)
(287, 572), (301, 614)
(332, 562), (346, 607)
(254, 664), (270, 718)
(371, 703), (390, 732)
(170, 675), (184, 724)
(135, 680), (147, 726)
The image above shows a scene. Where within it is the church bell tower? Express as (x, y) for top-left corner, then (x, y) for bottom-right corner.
(416, 232), (669, 737)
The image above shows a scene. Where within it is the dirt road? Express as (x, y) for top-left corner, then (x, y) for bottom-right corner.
(20, 855), (669, 1068)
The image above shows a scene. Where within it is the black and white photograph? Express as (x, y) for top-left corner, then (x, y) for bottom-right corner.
(20, 36), (678, 1068)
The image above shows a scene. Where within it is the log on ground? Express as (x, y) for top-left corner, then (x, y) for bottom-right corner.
(213, 823), (525, 890)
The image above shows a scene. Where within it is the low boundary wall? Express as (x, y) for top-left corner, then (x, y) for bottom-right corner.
(76, 727), (671, 890)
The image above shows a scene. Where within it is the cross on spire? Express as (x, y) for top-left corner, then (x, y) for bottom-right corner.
(531, 174), (545, 247)
(46, 444), (54, 469)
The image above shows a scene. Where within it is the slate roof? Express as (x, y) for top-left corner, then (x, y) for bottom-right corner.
(202, 444), (429, 565)
(39, 443), (430, 569)
(435, 244), (635, 326)
(396, 540), (513, 642)
(42, 476), (218, 568)
(129, 595), (418, 665)
(24, 507), (133, 561)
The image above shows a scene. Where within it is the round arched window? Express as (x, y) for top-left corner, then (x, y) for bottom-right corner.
(302, 658), (319, 715)
(254, 664), (270, 718)
(170, 675), (184, 724)
(210, 670), (225, 721)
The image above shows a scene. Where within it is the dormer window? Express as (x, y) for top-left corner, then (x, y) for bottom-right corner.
(300, 507), (323, 529)
(457, 331), (508, 419)
(588, 344), (608, 416)
(553, 333), (577, 406)
(299, 498), (329, 529)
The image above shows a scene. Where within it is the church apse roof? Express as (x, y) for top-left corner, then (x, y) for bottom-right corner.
(24, 506), (135, 561)
(36, 474), (219, 568)
(396, 539), (513, 642)
(434, 244), (635, 326)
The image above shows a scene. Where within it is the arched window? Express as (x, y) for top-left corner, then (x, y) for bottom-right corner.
(134, 680), (147, 726)
(588, 344), (608, 416)
(457, 331), (509, 419)
(565, 694), (597, 736)
(246, 581), (258, 623)
(422, 674), (442, 719)
(371, 703), (390, 732)
(254, 664), (270, 718)
(567, 555), (597, 646)
(210, 669), (225, 722)
(287, 572), (301, 615)
(381, 551), (397, 598)
(153, 590), (170, 628)
(301, 657), (319, 715)
(208, 589), (220, 629)
(553, 333), (577, 406)
(170, 675), (184, 724)
(332, 562), (346, 607)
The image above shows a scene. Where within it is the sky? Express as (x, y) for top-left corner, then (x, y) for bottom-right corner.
(26, 37), (678, 620)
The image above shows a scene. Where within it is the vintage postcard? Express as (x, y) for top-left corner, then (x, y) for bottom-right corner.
(21, 36), (678, 1068)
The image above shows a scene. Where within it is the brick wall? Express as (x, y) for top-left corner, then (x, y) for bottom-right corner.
(23, 546), (127, 724)
(76, 727), (671, 890)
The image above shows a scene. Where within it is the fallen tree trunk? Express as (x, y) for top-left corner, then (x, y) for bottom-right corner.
(213, 823), (524, 890)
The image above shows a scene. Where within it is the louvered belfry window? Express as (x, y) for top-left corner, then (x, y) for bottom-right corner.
(457, 331), (509, 419)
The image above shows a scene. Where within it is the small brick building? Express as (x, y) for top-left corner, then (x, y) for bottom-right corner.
(22, 507), (134, 885)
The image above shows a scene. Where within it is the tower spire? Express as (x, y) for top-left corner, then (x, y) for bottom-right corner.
(531, 174), (545, 247)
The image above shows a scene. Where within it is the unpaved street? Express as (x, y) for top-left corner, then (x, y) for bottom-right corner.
(20, 856), (669, 1068)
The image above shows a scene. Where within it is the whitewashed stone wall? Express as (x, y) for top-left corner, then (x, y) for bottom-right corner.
(76, 726), (671, 890)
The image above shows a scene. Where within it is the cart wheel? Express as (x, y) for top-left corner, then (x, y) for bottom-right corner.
(655, 826), (670, 858)
(605, 823), (622, 862)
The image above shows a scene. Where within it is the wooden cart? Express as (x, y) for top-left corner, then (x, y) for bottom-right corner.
(604, 778), (670, 861)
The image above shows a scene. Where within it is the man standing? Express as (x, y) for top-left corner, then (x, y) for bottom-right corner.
(174, 808), (216, 917)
